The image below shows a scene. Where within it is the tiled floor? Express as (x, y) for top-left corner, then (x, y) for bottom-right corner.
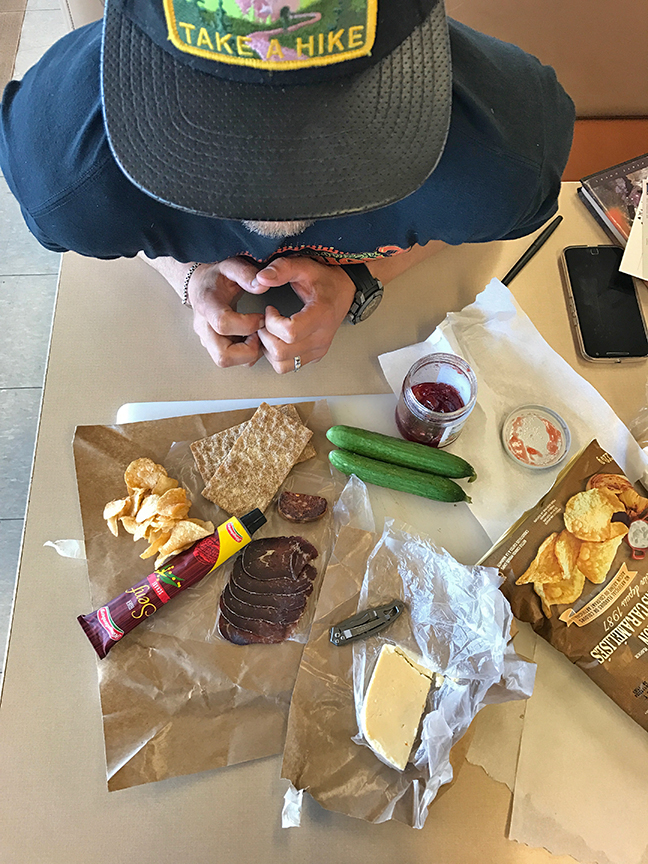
(0, 0), (68, 679)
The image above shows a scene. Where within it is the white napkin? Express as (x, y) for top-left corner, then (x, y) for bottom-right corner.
(378, 278), (648, 544)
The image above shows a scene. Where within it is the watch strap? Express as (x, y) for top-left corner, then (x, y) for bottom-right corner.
(341, 263), (384, 324)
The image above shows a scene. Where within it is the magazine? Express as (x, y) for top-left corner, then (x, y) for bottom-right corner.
(579, 152), (648, 246)
(620, 179), (647, 280)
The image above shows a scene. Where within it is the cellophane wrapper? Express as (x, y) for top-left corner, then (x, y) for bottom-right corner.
(282, 476), (535, 828)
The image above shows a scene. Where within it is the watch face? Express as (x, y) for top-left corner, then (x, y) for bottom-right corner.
(357, 291), (383, 321)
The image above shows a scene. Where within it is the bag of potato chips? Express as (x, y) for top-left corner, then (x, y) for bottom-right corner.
(481, 440), (648, 730)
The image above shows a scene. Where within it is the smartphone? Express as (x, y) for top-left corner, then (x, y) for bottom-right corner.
(560, 245), (648, 362)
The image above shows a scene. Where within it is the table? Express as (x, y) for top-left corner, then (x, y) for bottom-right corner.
(0, 184), (645, 863)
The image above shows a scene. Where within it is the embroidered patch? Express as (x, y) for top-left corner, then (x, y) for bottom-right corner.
(163, 0), (377, 70)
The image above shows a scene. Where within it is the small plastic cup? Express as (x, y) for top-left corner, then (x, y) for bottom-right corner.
(395, 353), (478, 447)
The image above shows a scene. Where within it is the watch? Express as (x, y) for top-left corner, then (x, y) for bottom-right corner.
(341, 263), (384, 324)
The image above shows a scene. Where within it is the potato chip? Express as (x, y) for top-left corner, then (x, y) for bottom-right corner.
(586, 473), (634, 496)
(541, 567), (586, 604)
(103, 497), (131, 520)
(534, 565), (586, 615)
(563, 488), (627, 541)
(132, 521), (150, 542)
(120, 515), (138, 535)
(533, 583), (554, 617)
(202, 402), (313, 516)
(105, 458), (214, 565)
(576, 535), (624, 584)
(515, 533), (562, 585)
(554, 529), (581, 580)
(156, 487), (191, 520)
(151, 474), (179, 496)
(585, 472), (648, 520)
(124, 457), (168, 493)
(103, 498), (131, 536)
(154, 519), (214, 567)
(140, 529), (172, 560)
(135, 493), (161, 523)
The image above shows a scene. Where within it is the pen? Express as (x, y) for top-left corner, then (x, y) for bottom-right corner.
(501, 214), (563, 286)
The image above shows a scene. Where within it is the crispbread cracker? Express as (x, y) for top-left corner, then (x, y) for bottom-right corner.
(191, 404), (316, 483)
(191, 426), (242, 482)
(202, 402), (313, 516)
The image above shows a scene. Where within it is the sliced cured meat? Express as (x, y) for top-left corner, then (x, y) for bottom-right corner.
(278, 491), (328, 523)
(219, 536), (319, 646)
(217, 614), (286, 645)
(228, 578), (307, 613)
(218, 600), (290, 641)
(241, 536), (318, 581)
(231, 557), (315, 596)
(222, 584), (305, 625)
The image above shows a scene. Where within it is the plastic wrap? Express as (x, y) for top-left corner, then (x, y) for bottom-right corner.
(282, 476), (535, 828)
(351, 518), (535, 826)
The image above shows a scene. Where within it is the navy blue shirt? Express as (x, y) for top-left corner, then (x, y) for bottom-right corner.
(0, 19), (574, 265)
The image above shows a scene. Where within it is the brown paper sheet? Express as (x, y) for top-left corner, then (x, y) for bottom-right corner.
(72, 400), (342, 791)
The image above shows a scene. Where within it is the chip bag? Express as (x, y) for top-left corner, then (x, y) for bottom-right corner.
(481, 439), (648, 730)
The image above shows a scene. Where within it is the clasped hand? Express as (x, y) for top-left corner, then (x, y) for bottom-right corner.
(188, 256), (357, 374)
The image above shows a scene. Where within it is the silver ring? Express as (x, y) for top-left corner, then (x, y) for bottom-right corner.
(293, 355), (302, 372)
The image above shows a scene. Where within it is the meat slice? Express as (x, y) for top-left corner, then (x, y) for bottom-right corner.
(219, 537), (319, 646)
(278, 491), (328, 523)
(231, 556), (315, 596)
(217, 613), (287, 645)
(219, 594), (295, 639)
(222, 583), (305, 625)
(228, 578), (308, 612)
(241, 536), (318, 581)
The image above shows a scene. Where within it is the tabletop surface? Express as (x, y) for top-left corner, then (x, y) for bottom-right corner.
(0, 184), (645, 863)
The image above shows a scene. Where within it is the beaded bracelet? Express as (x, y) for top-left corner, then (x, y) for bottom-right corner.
(182, 262), (201, 307)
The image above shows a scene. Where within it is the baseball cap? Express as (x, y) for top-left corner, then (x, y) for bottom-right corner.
(101, 0), (452, 220)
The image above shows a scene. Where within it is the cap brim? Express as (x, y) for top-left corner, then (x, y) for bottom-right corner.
(101, 1), (451, 220)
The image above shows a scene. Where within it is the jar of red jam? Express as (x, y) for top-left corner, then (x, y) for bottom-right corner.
(395, 353), (478, 447)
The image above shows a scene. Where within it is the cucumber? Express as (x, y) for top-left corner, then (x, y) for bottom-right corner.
(326, 425), (476, 481)
(329, 449), (471, 504)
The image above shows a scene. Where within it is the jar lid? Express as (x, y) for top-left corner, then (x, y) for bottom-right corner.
(501, 405), (570, 469)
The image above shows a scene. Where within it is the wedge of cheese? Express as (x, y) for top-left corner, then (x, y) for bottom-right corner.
(360, 644), (438, 771)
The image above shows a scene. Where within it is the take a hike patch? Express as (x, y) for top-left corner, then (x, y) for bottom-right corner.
(163, 0), (378, 69)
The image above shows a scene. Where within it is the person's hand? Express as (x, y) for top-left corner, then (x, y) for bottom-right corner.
(247, 257), (356, 374)
(188, 258), (266, 368)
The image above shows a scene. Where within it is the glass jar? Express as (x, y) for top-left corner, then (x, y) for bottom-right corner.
(395, 353), (478, 448)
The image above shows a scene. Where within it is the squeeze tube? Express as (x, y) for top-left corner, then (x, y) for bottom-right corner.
(78, 509), (266, 658)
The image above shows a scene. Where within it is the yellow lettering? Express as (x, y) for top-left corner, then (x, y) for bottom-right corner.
(197, 27), (214, 50)
(131, 599), (157, 619)
(296, 35), (314, 57)
(178, 22), (195, 45)
(347, 25), (364, 49)
(237, 35), (254, 56)
(215, 32), (234, 54)
(328, 29), (344, 52)
(318, 33), (324, 54)
(266, 38), (284, 60)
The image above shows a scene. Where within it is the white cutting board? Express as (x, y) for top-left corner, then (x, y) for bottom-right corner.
(116, 395), (492, 565)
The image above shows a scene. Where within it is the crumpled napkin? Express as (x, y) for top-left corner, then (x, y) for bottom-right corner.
(378, 278), (648, 544)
